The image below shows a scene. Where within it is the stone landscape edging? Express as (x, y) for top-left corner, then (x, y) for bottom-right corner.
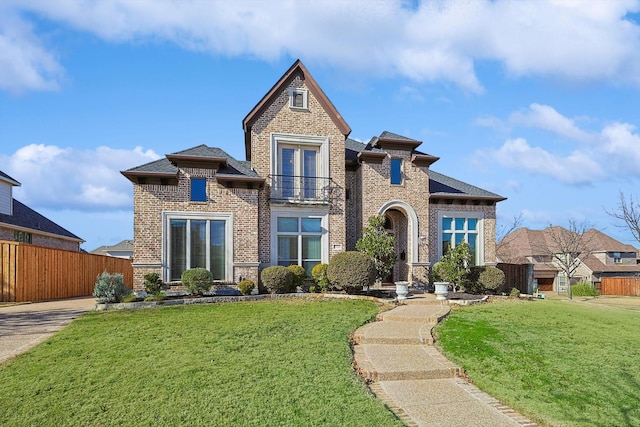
(94, 292), (397, 311)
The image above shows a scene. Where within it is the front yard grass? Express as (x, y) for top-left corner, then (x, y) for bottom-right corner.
(0, 299), (403, 427)
(436, 298), (640, 426)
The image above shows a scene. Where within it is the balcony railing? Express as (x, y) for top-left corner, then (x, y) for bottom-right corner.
(270, 175), (332, 204)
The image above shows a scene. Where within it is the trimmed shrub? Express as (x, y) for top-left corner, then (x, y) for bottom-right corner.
(510, 287), (521, 297)
(326, 251), (376, 293)
(287, 265), (307, 289)
(261, 266), (294, 294)
(572, 281), (599, 297)
(143, 272), (166, 295)
(312, 263), (329, 292)
(478, 266), (506, 293)
(93, 272), (131, 303)
(181, 268), (213, 296)
(237, 279), (255, 295)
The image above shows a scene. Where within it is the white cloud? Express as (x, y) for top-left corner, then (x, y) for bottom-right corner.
(1, 144), (160, 211)
(509, 103), (595, 143)
(493, 137), (605, 184)
(0, 10), (63, 93)
(482, 103), (640, 184)
(3, 0), (640, 94)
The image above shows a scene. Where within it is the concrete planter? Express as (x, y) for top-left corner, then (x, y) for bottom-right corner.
(434, 282), (449, 301)
(395, 281), (409, 300)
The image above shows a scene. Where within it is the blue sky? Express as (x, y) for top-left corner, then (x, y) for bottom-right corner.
(1, 0), (640, 251)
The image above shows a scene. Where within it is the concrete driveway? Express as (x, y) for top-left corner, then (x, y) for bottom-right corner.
(0, 297), (96, 364)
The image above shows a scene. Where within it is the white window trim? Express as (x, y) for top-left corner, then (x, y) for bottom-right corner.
(162, 211), (233, 282)
(437, 211), (484, 265)
(270, 133), (329, 179)
(288, 87), (308, 110)
(270, 207), (329, 267)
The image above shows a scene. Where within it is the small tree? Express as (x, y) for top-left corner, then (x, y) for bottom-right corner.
(532, 221), (595, 300)
(432, 243), (472, 291)
(356, 214), (396, 282)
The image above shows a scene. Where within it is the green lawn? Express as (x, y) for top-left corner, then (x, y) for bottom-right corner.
(436, 298), (640, 427)
(0, 299), (403, 427)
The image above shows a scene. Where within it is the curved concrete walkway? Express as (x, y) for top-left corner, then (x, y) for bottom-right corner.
(353, 294), (539, 427)
(0, 297), (96, 364)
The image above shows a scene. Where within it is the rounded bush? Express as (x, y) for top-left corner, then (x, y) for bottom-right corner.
(311, 263), (329, 291)
(181, 268), (213, 295)
(287, 265), (307, 289)
(478, 266), (505, 292)
(261, 266), (294, 294)
(93, 272), (131, 303)
(326, 251), (376, 293)
(237, 279), (255, 295)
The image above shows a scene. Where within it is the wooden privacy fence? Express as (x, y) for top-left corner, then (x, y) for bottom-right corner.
(497, 263), (531, 294)
(1, 240), (133, 303)
(601, 277), (640, 296)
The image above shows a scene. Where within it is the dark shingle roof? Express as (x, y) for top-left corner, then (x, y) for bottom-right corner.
(124, 145), (261, 178)
(0, 199), (83, 241)
(429, 170), (506, 201)
(379, 131), (419, 141)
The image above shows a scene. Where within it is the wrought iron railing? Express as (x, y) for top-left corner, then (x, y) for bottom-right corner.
(269, 175), (332, 204)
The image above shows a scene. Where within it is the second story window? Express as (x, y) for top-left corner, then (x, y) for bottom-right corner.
(190, 178), (207, 202)
(613, 252), (622, 264)
(390, 158), (402, 185)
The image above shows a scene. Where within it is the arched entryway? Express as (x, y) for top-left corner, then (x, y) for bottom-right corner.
(378, 200), (419, 284)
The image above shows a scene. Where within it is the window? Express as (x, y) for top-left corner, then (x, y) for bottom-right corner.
(289, 88), (308, 109)
(276, 216), (323, 275)
(390, 158), (402, 185)
(440, 214), (480, 265)
(14, 231), (32, 244)
(190, 178), (207, 202)
(613, 252), (622, 264)
(164, 213), (230, 282)
(278, 144), (319, 199)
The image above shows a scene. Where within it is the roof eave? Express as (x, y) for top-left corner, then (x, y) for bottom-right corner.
(166, 154), (228, 168)
(430, 193), (507, 202)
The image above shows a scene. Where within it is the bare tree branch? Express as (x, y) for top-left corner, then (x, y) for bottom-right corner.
(496, 213), (524, 262)
(606, 191), (640, 247)
(532, 220), (596, 300)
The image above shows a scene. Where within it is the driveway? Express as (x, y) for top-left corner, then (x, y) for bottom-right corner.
(0, 297), (97, 364)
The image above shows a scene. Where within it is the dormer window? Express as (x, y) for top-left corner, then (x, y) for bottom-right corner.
(289, 88), (308, 109)
(613, 252), (622, 264)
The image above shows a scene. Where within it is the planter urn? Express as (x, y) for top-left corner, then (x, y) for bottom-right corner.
(434, 282), (449, 301)
(395, 281), (409, 300)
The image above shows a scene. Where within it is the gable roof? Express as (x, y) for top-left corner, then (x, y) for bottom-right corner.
(242, 59), (351, 160)
(0, 199), (83, 242)
(0, 171), (21, 186)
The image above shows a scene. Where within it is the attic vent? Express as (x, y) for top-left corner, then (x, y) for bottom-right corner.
(289, 88), (308, 109)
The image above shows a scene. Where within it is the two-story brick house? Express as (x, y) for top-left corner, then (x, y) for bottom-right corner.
(123, 60), (505, 290)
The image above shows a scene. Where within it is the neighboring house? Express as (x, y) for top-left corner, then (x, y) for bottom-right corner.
(0, 171), (83, 251)
(91, 239), (134, 258)
(122, 60), (505, 290)
(497, 227), (640, 292)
